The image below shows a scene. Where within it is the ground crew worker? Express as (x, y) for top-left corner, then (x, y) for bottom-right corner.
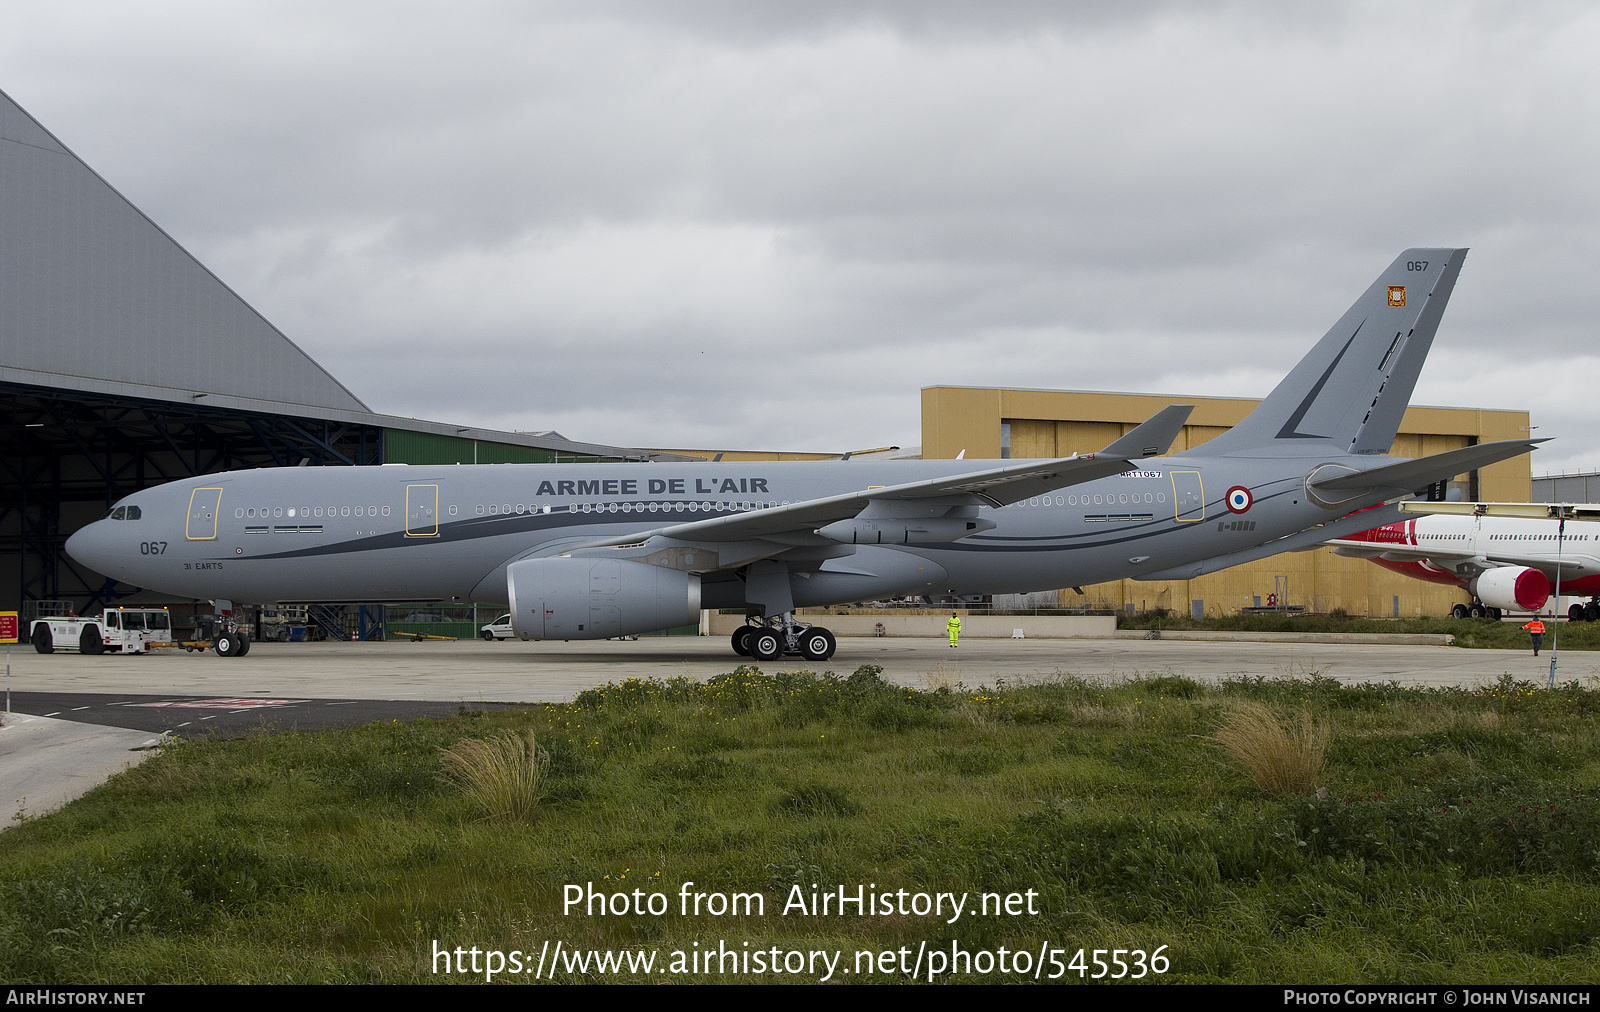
(1521, 617), (1547, 656)
(947, 612), (962, 649)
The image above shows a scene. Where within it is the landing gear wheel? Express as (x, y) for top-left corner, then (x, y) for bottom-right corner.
(1469, 604), (1485, 619)
(731, 625), (755, 657)
(79, 626), (104, 655)
(799, 627), (836, 662)
(32, 624), (53, 654)
(214, 632), (238, 657)
(749, 629), (782, 662)
(237, 632), (250, 656)
(1587, 602), (1600, 622)
(482, 629), (496, 641)
(1571, 604), (1587, 623)
(1489, 607), (1503, 621)
(1452, 604), (1469, 619)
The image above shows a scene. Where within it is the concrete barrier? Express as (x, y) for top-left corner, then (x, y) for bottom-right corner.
(1113, 629), (1455, 646)
(706, 612), (1115, 639)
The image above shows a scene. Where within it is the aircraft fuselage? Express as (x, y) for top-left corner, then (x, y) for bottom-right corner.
(67, 452), (1375, 609)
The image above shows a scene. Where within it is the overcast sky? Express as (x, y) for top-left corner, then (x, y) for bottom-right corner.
(5, 2), (1597, 469)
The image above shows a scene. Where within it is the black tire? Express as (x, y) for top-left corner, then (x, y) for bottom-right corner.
(238, 632), (250, 656)
(1571, 604), (1587, 623)
(749, 629), (782, 662)
(1489, 607), (1503, 621)
(32, 623), (53, 654)
(1452, 604), (1468, 620)
(1587, 602), (1600, 622)
(214, 632), (238, 657)
(274, 628), (290, 642)
(1469, 604), (1485, 619)
(799, 627), (836, 662)
(731, 625), (755, 657)
(482, 629), (496, 641)
(79, 625), (105, 655)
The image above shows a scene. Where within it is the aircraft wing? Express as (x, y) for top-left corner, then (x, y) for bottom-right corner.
(575, 406), (1193, 550)
(1324, 539), (1480, 564)
(580, 452), (1138, 549)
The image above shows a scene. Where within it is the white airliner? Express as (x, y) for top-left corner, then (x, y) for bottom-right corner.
(1331, 503), (1600, 620)
(62, 249), (1541, 661)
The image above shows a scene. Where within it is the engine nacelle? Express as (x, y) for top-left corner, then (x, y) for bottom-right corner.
(1469, 566), (1551, 612)
(507, 557), (700, 640)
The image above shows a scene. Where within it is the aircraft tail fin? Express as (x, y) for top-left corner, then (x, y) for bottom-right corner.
(1197, 249), (1467, 456)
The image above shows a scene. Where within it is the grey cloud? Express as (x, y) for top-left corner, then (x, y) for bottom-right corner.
(3, 2), (1598, 467)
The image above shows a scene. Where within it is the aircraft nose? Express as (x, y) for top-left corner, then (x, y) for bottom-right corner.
(66, 520), (116, 574)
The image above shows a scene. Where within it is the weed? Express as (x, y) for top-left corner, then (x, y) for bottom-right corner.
(437, 730), (550, 822)
(773, 783), (862, 817)
(1214, 701), (1329, 795)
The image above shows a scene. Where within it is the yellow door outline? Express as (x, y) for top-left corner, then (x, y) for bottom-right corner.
(406, 484), (439, 537)
(1170, 471), (1205, 522)
(185, 488), (223, 540)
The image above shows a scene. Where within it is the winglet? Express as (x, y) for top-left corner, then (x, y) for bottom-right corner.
(1100, 405), (1194, 459)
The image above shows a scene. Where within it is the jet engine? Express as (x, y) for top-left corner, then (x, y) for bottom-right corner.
(1469, 566), (1551, 612)
(507, 557), (700, 640)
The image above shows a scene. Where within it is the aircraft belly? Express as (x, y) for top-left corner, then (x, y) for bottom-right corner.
(790, 547), (949, 606)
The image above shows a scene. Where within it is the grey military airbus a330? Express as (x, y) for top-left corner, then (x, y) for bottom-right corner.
(65, 249), (1539, 662)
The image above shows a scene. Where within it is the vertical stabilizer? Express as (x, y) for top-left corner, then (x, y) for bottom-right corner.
(1198, 249), (1467, 456)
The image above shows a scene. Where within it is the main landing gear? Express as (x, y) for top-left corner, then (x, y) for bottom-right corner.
(1452, 601), (1502, 621)
(730, 615), (837, 663)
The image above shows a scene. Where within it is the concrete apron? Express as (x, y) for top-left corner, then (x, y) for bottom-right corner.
(0, 711), (163, 823)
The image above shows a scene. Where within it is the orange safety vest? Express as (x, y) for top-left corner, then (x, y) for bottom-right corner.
(1522, 620), (1546, 634)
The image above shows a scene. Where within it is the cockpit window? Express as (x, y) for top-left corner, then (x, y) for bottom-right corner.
(126, 505), (142, 520)
(109, 506), (125, 520)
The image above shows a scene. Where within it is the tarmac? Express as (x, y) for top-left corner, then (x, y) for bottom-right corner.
(2, 634), (1594, 822)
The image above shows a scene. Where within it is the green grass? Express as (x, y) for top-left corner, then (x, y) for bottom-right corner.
(1119, 612), (1600, 650)
(3, 668), (1600, 983)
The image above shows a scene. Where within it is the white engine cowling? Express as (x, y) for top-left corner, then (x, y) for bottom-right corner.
(1469, 566), (1551, 612)
(507, 557), (700, 640)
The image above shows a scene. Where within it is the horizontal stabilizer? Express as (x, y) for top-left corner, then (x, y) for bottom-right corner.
(1134, 504), (1405, 581)
(1099, 405), (1194, 459)
(1310, 439), (1545, 493)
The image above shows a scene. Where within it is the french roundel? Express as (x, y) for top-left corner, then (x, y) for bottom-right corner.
(1226, 486), (1253, 514)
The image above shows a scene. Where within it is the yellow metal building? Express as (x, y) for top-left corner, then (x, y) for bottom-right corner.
(922, 387), (1533, 618)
